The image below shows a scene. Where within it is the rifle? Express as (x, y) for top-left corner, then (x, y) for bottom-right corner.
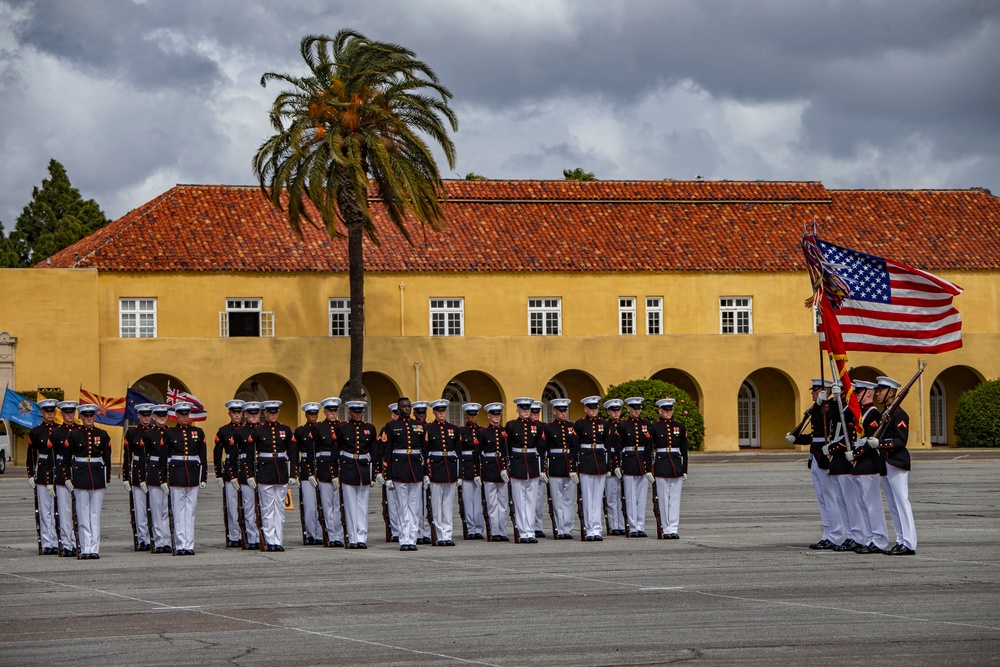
(545, 462), (557, 539)
(457, 479), (469, 540)
(381, 483), (391, 542)
(299, 482), (308, 545)
(54, 483), (64, 556)
(620, 472), (629, 538)
(507, 478), (520, 544)
(146, 484), (155, 554)
(650, 476), (664, 540)
(33, 481), (42, 555)
(253, 484), (265, 551)
(872, 362), (926, 442)
(576, 482), (584, 540)
(315, 482), (330, 547)
(789, 409), (812, 440)
(425, 483), (438, 546)
(339, 480), (349, 548)
(72, 488), (81, 559)
(221, 477), (231, 547)
(481, 480), (492, 541)
(827, 357), (855, 456)
(167, 487), (177, 556)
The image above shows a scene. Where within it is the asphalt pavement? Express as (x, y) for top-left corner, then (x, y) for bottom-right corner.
(0, 450), (998, 666)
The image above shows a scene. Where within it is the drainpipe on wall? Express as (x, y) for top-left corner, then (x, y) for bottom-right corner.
(399, 282), (405, 336)
(414, 362), (421, 401)
(918, 357), (926, 446)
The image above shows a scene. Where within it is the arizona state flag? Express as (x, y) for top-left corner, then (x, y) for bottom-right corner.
(79, 388), (126, 426)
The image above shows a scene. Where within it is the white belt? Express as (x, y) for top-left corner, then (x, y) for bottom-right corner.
(392, 449), (420, 455)
(622, 447), (641, 453)
(132, 455), (141, 461)
(315, 452), (332, 458)
(512, 447), (537, 454)
(55, 455), (64, 461)
(258, 452), (288, 459)
(75, 457), (104, 464)
(580, 444), (606, 450)
(460, 452), (475, 458)
(481, 452), (498, 458)
(340, 453), (370, 461)
(812, 437), (825, 444)
(37, 454), (49, 460)
(170, 455), (201, 462)
(148, 456), (160, 462)
(656, 448), (681, 454)
(427, 451), (458, 458)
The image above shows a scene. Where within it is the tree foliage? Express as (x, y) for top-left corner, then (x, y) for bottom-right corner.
(2, 159), (108, 267)
(601, 378), (705, 450)
(954, 379), (1000, 447)
(563, 167), (596, 181)
(464, 172), (487, 180)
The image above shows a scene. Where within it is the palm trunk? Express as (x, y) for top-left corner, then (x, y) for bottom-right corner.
(338, 180), (367, 402)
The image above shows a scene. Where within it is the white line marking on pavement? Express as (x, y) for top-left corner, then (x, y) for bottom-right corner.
(952, 454), (970, 460)
(0, 571), (502, 666)
(639, 587), (685, 591)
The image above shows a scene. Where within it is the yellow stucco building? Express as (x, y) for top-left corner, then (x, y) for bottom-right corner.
(1, 180), (997, 463)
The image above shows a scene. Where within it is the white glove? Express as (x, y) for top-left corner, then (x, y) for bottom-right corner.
(386, 480), (395, 491)
(844, 450), (855, 463)
(423, 476), (431, 489)
(682, 473), (688, 481)
(539, 472), (548, 484)
(289, 477), (299, 488)
(831, 383), (841, 396)
(644, 472), (654, 483)
(816, 390), (827, 405)
(332, 477), (341, 490)
(248, 478), (257, 490)
(474, 476), (482, 487)
(65, 480), (74, 492)
(614, 467), (622, 479)
(821, 444), (830, 456)
(140, 481), (148, 493)
(308, 475), (318, 488)
(375, 473), (385, 486)
(500, 470), (509, 483)
(866, 437), (879, 449)
(28, 477), (36, 489)
(123, 480), (131, 493)
(160, 482), (168, 495)
(216, 478), (225, 490)
(570, 472), (579, 485)
(785, 432), (796, 444)
(46, 485), (56, 498)
(200, 481), (207, 489)
(230, 479), (239, 490)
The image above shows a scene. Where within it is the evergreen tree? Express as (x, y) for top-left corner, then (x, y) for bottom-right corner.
(563, 167), (596, 181)
(6, 159), (108, 266)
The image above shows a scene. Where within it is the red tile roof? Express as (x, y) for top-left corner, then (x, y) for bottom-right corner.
(43, 181), (1000, 272)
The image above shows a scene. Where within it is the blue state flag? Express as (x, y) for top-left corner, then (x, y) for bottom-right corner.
(125, 387), (156, 423)
(1, 387), (41, 428)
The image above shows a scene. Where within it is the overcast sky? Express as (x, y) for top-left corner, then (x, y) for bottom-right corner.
(1, 0), (998, 229)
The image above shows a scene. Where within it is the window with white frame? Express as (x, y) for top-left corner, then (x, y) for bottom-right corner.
(329, 298), (350, 337)
(720, 297), (752, 334)
(442, 381), (471, 424)
(430, 298), (464, 336)
(528, 297), (562, 336)
(646, 297), (663, 335)
(119, 298), (157, 338)
(619, 297), (636, 335)
(220, 298), (273, 337)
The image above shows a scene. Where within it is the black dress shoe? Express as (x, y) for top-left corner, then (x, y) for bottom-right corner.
(357, 543), (367, 549)
(523, 536), (537, 544)
(391, 536), (399, 542)
(330, 540), (345, 547)
(246, 543), (259, 551)
(636, 531), (648, 538)
(498, 535), (510, 542)
(594, 535), (604, 541)
(884, 543), (904, 555)
(628, 531), (640, 538)
(471, 533), (484, 540)
(585, 535), (595, 542)
(41, 547), (58, 555)
(266, 544), (276, 552)
(347, 543), (359, 549)
(490, 535), (502, 542)
(891, 546), (916, 555)
(534, 530), (546, 539)
(93, 553), (100, 559)
(859, 543), (883, 554)
(408, 544), (419, 551)
(228, 540), (241, 548)
(61, 549), (75, 557)
(274, 545), (284, 552)
(809, 539), (829, 549)
(305, 536), (316, 545)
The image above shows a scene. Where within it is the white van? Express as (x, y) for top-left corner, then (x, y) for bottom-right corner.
(0, 419), (10, 474)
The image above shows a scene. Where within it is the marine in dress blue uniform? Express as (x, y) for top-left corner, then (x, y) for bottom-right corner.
(214, 399), (244, 548)
(505, 397), (544, 543)
(161, 401), (207, 555)
(48, 401), (80, 556)
(529, 401), (547, 537)
(821, 382), (864, 552)
(27, 399), (59, 554)
(479, 402), (511, 541)
(603, 398), (626, 536)
(232, 402), (262, 550)
(62, 404), (111, 559)
(543, 398), (579, 539)
(457, 402), (485, 540)
(249, 400), (298, 551)
(379, 397), (429, 551)
(123, 403), (155, 551)
(873, 376), (916, 555)
(310, 397), (346, 547)
(424, 399), (460, 546)
(617, 397), (652, 537)
(575, 396), (611, 540)
(648, 398), (688, 539)
(335, 401), (377, 548)
(847, 380), (890, 553)
(294, 402), (324, 545)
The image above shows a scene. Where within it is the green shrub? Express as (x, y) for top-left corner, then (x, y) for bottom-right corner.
(954, 379), (1000, 448)
(601, 379), (705, 450)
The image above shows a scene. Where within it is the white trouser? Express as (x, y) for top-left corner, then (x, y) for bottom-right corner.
(131, 486), (150, 544)
(623, 475), (649, 533)
(387, 483), (401, 538)
(170, 486), (199, 551)
(832, 474), (864, 544)
(605, 475), (625, 532)
(74, 489), (104, 554)
(548, 477), (576, 536)
(581, 475), (605, 537)
(854, 475), (889, 549)
(810, 459), (844, 544)
(511, 478), (540, 540)
(299, 482), (323, 541)
(534, 478), (546, 532)
(419, 490), (432, 540)
(55, 484), (76, 549)
(240, 484), (261, 544)
(655, 477), (683, 534)
(224, 482), (240, 542)
(318, 482), (345, 542)
(36, 485), (57, 549)
(258, 483), (287, 546)
(148, 485), (171, 549)
(430, 482), (457, 542)
(395, 482), (423, 547)
(484, 482), (509, 537)
(342, 484), (370, 545)
(882, 465), (916, 550)
(461, 480), (485, 536)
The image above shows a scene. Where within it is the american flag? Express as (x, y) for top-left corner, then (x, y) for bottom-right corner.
(165, 386), (208, 422)
(812, 238), (963, 354)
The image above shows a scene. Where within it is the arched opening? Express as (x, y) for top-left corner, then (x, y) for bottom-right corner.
(339, 372), (400, 426)
(737, 380), (760, 448)
(440, 370), (504, 424)
(650, 368), (703, 407)
(847, 365), (883, 384)
(931, 365), (984, 447)
(234, 373), (299, 423)
(442, 380), (470, 425)
(742, 367), (797, 449)
(930, 380), (946, 446)
(541, 369), (603, 421)
(132, 373), (189, 405)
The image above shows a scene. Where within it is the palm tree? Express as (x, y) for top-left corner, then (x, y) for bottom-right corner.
(253, 31), (457, 400)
